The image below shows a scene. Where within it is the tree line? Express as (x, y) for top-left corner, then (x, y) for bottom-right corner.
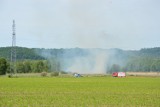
(108, 57), (160, 73)
(0, 58), (62, 75)
(0, 57), (160, 75)
(0, 47), (160, 75)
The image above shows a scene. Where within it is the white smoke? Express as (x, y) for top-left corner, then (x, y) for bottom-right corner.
(66, 50), (108, 74)
(37, 48), (127, 74)
(34, 0), (127, 74)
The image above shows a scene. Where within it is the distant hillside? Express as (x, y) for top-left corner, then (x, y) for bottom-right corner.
(0, 47), (160, 60)
(0, 47), (160, 72)
(0, 47), (44, 60)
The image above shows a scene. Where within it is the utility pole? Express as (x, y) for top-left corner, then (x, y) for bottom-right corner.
(10, 20), (16, 74)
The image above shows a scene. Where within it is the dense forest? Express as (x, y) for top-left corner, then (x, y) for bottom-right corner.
(0, 46), (160, 74)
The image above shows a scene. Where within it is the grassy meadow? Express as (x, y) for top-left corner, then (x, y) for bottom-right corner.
(0, 76), (160, 107)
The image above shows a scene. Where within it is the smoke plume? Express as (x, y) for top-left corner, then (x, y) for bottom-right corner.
(38, 48), (127, 74)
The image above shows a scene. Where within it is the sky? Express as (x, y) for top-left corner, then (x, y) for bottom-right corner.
(0, 0), (160, 50)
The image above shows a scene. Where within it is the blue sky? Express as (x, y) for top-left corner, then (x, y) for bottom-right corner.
(0, 0), (160, 50)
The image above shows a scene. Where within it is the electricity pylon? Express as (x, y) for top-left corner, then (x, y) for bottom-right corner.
(10, 20), (16, 74)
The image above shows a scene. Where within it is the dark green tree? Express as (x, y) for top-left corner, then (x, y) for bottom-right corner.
(0, 58), (7, 75)
(16, 62), (25, 73)
(31, 60), (45, 73)
(109, 64), (121, 73)
(23, 61), (31, 73)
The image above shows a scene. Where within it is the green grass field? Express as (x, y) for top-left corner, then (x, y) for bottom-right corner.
(0, 76), (160, 107)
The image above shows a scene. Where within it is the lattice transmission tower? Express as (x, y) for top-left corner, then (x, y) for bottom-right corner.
(10, 20), (16, 74)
